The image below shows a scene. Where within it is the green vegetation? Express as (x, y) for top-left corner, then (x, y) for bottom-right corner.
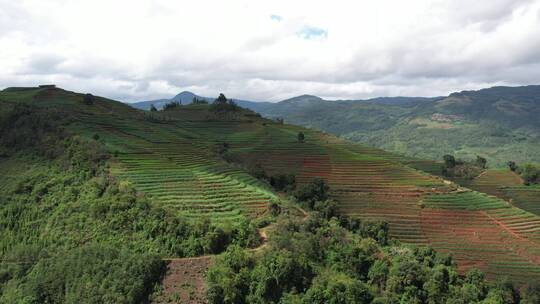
(206, 207), (535, 304)
(3, 86), (540, 302)
(249, 85), (540, 167)
(441, 154), (485, 180)
(516, 164), (540, 185)
(0, 100), (260, 302)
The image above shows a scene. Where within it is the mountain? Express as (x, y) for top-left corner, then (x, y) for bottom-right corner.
(238, 85), (540, 167)
(129, 91), (266, 111)
(129, 91), (212, 110)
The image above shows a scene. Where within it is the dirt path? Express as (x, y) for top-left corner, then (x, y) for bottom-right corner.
(153, 206), (308, 304)
(152, 256), (212, 304)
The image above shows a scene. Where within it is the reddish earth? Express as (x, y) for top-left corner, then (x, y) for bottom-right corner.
(152, 257), (212, 304)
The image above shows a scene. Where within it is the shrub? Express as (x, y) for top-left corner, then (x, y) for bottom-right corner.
(83, 93), (94, 105)
(297, 132), (305, 143)
(443, 155), (456, 168)
(270, 174), (296, 192)
(507, 161), (518, 172)
(475, 156), (487, 169)
(518, 164), (540, 185)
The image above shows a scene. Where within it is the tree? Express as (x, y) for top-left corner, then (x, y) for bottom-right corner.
(443, 155), (456, 168)
(297, 132), (305, 143)
(269, 174), (296, 192)
(163, 101), (180, 111)
(303, 272), (373, 304)
(215, 93), (228, 104)
(294, 178), (329, 208)
(507, 161), (518, 172)
(521, 282), (540, 304)
(475, 156), (487, 169)
(519, 164), (540, 185)
(83, 93), (94, 105)
(150, 104), (157, 112)
(193, 97), (208, 105)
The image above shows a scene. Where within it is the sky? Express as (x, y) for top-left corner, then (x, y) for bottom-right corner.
(1, 0), (540, 102)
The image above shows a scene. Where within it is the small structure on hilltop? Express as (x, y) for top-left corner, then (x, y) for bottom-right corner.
(39, 84), (56, 89)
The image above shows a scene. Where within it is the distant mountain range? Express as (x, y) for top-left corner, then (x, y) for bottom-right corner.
(127, 85), (540, 166)
(130, 91), (268, 111)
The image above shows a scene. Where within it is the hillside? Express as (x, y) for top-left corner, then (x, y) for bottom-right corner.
(232, 85), (540, 167)
(2, 86), (540, 302)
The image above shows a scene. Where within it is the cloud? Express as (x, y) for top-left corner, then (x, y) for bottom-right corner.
(1, 0), (540, 102)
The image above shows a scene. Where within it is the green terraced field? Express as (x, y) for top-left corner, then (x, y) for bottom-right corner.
(3, 86), (540, 282)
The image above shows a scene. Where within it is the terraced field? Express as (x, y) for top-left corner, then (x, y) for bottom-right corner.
(455, 169), (540, 217)
(4, 88), (278, 222)
(227, 129), (540, 282)
(5, 87), (540, 282)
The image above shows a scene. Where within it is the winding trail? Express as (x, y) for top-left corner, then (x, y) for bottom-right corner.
(154, 205), (308, 304)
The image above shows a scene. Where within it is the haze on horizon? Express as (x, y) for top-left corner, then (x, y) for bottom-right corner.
(1, 0), (540, 102)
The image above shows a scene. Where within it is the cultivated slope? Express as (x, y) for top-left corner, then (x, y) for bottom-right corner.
(3, 86), (540, 282)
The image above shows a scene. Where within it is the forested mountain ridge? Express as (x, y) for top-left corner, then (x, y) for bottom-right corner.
(229, 85), (540, 167)
(3, 86), (540, 303)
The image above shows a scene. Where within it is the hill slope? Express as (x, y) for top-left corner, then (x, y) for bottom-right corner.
(2, 86), (540, 299)
(241, 85), (540, 167)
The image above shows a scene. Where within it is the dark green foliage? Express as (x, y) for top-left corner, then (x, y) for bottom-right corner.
(302, 272), (373, 304)
(312, 199), (338, 220)
(211, 94), (240, 113)
(297, 132), (305, 143)
(207, 210), (518, 304)
(0, 104), (67, 155)
(294, 178), (329, 208)
(268, 201), (282, 216)
(476, 155), (487, 169)
(150, 104), (157, 112)
(508, 161), (518, 172)
(250, 164), (268, 180)
(483, 278), (520, 304)
(441, 155), (484, 180)
(193, 97), (208, 105)
(269, 174), (296, 192)
(358, 221), (389, 245)
(163, 101), (181, 111)
(1, 245), (164, 304)
(521, 282), (540, 304)
(517, 164), (540, 185)
(215, 93), (228, 104)
(443, 155), (456, 168)
(216, 142), (230, 156)
(83, 93), (94, 105)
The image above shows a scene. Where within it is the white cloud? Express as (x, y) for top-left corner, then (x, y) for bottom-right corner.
(1, 0), (539, 102)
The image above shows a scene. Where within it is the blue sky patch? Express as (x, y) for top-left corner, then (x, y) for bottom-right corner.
(297, 26), (328, 39)
(270, 14), (283, 21)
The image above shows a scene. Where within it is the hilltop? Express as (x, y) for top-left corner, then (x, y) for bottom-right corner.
(2, 86), (540, 302)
